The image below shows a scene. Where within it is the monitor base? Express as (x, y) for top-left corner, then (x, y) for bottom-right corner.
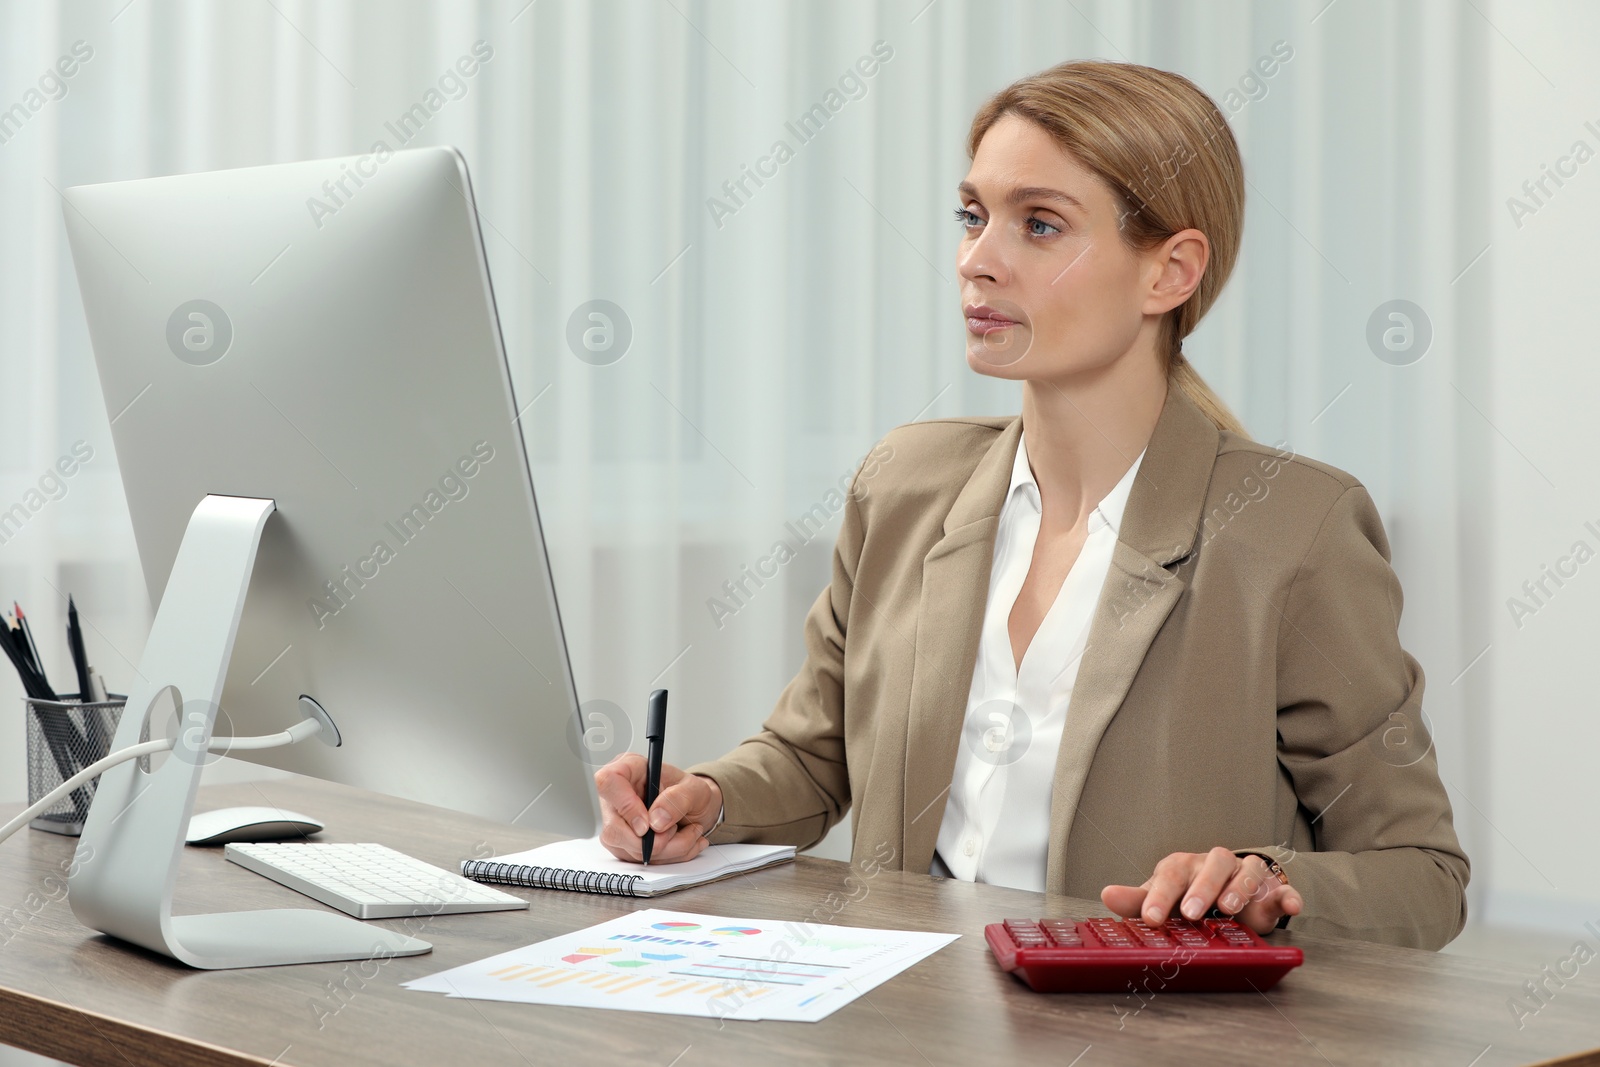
(66, 495), (434, 969)
(165, 910), (430, 969)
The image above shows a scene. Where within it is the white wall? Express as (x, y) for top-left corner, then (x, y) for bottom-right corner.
(1481, 0), (1600, 930)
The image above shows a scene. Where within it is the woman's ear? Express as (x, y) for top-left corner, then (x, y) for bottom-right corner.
(1144, 228), (1209, 316)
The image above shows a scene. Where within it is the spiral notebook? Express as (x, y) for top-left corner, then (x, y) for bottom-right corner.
(460, 838), (797, 897)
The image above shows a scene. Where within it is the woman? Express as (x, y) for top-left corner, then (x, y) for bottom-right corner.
(596, 59), (1469, 950)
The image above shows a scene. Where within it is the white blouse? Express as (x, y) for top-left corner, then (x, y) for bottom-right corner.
(931, 428), (1146, 891)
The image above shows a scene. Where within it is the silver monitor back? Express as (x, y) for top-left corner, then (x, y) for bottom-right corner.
(62, 146), (597, 838)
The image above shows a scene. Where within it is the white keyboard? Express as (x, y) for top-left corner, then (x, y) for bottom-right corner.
(225, 842), (529, 920)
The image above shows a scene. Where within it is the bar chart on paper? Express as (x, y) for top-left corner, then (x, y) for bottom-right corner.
(479, 961), (788, 1008)
(403, 909), (959, 1022)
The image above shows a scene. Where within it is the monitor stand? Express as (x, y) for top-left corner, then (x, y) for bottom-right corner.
(68, 494), (431, 969)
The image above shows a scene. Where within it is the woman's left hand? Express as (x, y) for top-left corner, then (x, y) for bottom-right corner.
(1101, 847), (1303, 935)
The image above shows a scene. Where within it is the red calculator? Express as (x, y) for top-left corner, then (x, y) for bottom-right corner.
(986, 916), (1303, 993)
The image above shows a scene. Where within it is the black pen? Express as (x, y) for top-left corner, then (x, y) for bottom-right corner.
(67, 596), (108, 760)
(641, 688), (668, 866)
(67, 597), (92, 701)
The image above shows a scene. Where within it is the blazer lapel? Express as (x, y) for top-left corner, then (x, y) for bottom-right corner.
(897, 387), (1220, 884)
(900, 415), (1021, 875)
(1043, 386), (1220, 893)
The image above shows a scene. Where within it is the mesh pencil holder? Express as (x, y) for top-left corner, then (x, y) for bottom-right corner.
(24, 693), (131, 836)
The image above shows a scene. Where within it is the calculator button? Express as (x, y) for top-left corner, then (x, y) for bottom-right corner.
(1003, 920), (1046, 946)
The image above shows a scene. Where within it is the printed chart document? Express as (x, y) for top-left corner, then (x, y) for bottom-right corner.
(404, 908), (959, 1022)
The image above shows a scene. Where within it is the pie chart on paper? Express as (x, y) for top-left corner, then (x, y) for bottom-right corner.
(712, 926), (762, 937)
(651, 922), (702, 931)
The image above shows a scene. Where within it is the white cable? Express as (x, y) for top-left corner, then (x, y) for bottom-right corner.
(207, 716), (322, 752)
(0, 717), (323, 846)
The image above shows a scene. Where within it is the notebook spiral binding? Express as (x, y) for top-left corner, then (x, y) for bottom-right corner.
(461, 860), (644, 896)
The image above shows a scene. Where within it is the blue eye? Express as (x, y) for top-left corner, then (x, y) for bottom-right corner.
(953, 207), (982, 228)
(1027, 217), (1061, 237)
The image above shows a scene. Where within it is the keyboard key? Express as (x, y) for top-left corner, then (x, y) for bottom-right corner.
(225, 842), (530, 920)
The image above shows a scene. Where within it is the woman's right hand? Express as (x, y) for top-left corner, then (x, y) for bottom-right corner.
(595, 753), (723, 864)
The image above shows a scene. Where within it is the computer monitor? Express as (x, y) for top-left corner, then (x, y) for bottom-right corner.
(59, 147), (600, 967)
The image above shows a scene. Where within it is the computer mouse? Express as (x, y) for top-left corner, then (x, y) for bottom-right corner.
(185, 806), (324, 846)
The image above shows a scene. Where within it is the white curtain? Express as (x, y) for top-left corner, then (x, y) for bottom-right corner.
(0, 0), (1494, 915)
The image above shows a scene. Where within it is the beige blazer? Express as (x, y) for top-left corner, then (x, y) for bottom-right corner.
(688, 385), (1470, 950)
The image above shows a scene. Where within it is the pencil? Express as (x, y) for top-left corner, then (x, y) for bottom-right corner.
(0, 618), (45, 699)
(14, 603), (46, 689)
(0, 624), (40, 698)
(3, 616), (90, 823)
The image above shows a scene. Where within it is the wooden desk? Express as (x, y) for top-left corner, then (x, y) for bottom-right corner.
(1, 776), (1597, 1067)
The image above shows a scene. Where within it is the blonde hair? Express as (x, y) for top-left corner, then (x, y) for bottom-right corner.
(968, 59), (1248, 437)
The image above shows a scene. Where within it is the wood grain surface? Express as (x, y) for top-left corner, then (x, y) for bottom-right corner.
(1, 775), (1597, 1067)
